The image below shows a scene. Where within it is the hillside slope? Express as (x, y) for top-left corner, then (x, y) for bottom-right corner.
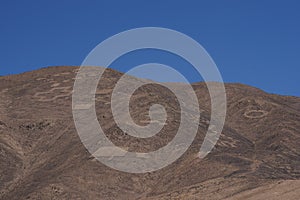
(0, 66), (299, 199)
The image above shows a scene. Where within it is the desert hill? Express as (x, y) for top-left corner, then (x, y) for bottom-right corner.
(0, 66), (299, 199)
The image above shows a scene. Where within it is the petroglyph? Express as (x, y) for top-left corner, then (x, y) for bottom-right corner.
(94, 96), (111, 104)
(35, 77), (57, 84)
(218, 135), (237, 148)
(35, 76), (76, 102)
(53, 72), (71, 77)
(36, 77), (47, 81)
(34, 76), (112, 103)
(34, 83), (73, 102)
(34, 71), (78, 102)
(51, 83), (60, 87)
(244, 110), (268, 119)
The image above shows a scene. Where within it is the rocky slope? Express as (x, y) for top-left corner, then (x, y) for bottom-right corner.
(0, 66), (299, 199)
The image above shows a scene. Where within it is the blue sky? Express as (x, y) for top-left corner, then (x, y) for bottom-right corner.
(0, 1), (299, 96)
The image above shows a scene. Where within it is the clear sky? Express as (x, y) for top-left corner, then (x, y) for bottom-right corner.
(0, 1), (299, 96)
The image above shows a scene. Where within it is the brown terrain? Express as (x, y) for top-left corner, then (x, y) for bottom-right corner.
(0, 66), (299, 199)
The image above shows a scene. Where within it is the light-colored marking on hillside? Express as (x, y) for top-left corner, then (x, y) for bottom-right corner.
(34, 85), (73, 102)
(244, 110), (268, 119)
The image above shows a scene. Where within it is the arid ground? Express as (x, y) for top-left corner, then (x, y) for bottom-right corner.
(0, 66), (299, 199)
